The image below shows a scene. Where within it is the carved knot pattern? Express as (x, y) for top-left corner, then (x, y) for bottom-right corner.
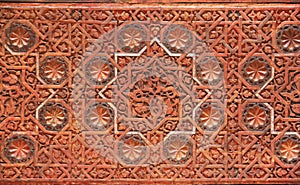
(243, 103), (270, 131)
(117, 23), (147, 53)
(118, 135), (147, 165)
(196, 56), (223, 86)
(4, 135), (34, 163)
(196, 102), (224, 131)
(277, 25), (300, 53)
(38, 102), (68, 131)
(129, 76), (179, 123)
(242, 56), (271, 86)
(85, 57), (115, 85)
(275, 135), (300, 164)
(162, 24), (194, 53)
(39, 56), (68, 85)
(84, 102), (114, 131)
(4, 22), (36, 53)
(163, 134), (192, 164)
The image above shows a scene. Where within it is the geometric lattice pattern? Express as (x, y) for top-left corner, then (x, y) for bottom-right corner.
(0, 4), (300, 184)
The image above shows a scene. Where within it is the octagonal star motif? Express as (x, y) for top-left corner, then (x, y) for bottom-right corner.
(78, 22), (225, 166)
(110, 38), (198, 145)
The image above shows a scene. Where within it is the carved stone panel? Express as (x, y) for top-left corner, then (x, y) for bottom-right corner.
(0, 3), (299, 184)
